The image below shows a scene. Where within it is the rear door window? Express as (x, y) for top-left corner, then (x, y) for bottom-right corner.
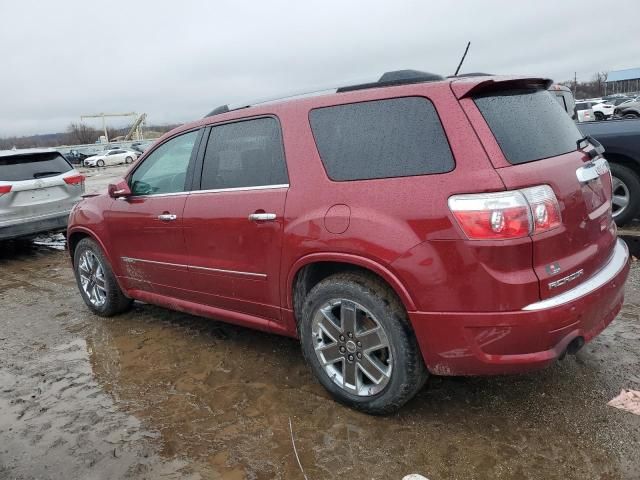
(0, 152), (72, 181)
(309, 97), (454, 181)
(474, 89), (583, 165)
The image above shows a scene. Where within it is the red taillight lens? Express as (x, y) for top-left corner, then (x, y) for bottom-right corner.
(449, 185), (561, 240)
(63, 174), (85, 185)
(0, 184), (12, 196)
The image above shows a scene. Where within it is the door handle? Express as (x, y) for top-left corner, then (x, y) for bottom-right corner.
(248, 212), (277, 222)
(157, 213), (177, 221)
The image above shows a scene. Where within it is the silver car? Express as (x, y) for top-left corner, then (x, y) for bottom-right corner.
(0, 148), (85, 240)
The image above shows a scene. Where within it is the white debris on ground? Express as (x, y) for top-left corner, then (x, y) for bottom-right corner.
(32, 232), (66, 250)
(402, 475), (429, 480)
(608, 389), (640, 415)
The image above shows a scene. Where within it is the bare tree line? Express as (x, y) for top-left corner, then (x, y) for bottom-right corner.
(559, 72), (610, 99)
(0, 122), (180, 150)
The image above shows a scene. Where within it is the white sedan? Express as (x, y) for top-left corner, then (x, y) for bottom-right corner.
(84, 149), (138, 167)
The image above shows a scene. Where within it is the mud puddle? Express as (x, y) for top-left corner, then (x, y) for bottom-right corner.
(1, 244), (639, 479)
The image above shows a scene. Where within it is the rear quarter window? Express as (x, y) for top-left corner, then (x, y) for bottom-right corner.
(474, 89), (583, 165)
(0, 152), (72, 181)
(309, 97), (455, 181)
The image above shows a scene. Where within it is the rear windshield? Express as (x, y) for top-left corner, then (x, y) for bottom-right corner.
(474, 89), (583, 165)
(0, 152), (72, 181)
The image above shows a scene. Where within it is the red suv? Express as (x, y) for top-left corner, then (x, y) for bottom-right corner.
(68, 71), (630, 414)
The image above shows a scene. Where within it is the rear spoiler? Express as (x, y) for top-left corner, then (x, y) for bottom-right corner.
(450, 76), (553, 99)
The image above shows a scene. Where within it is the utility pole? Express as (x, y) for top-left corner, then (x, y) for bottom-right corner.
(573, 72), (577, 97)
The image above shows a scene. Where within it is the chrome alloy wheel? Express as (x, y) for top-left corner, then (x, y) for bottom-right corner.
(312, 299), (392, 396)
(612, 175), (630, 218)
(78, 251), (107, 307)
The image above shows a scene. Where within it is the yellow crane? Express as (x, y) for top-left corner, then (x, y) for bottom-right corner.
(80, 112), (146, 143)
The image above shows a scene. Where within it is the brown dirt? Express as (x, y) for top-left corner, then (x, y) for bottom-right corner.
(0, 240), (639, 479)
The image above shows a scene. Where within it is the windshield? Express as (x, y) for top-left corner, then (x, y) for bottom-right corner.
(474, 89), (583, 165)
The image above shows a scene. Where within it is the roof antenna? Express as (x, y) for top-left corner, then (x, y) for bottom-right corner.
(453, 41), (471, 76)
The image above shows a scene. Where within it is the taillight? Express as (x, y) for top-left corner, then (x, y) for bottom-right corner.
(449, 185), (562, 240)
(63, 174), (85, 185)
(520, 185), (561, 233)
(0, 185), (12, 196)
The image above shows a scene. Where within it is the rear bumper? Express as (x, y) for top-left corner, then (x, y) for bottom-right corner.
(0, 211), (70, 240)
(410, 239), (630, 376)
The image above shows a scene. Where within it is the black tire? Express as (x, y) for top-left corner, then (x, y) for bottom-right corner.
(610, 163), (640, 226)
(299, 272), (428, 415)
(97, 159), (105, 167)
(623, 113), (639, 119)
(594, 111), (604, 121)
(73, 237), (132, 317)
(125, 156), (133, 164)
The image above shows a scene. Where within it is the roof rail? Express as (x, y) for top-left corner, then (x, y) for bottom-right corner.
(336, 70), (443, 93)
(203, 69), (445, 118)
(205, 105), (230, 117)
(447, 72), (493, 78)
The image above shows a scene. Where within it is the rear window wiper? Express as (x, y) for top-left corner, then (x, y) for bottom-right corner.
(33, 171), (63, 178)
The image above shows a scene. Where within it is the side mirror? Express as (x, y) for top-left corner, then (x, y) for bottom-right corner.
(108, 179), (132, 198)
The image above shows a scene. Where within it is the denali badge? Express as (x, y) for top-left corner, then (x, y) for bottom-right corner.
(548, 269), (584, 290)
(545, 262), (561, 275)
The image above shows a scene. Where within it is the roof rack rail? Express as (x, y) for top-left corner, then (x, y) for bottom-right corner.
(447, 72), (493, 78)
(205, 105), (230, 117)
(336, 70), (443, 93)
(204, 70), (445, 118)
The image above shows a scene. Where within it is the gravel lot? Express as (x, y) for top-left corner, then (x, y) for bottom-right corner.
(0, 165), (639, 479)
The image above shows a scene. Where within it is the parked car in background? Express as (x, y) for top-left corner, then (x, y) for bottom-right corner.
(64, 148), (97, 165)
(575, 101), (596, 122)
(68, 71), (629, 414)
(608, 97), (634, 106)
(579, 118), (640, 225)
(83, 149), (138, 167)
(614, 100), (640, 119)
(549, 84), (575, 119)
(130, 141), (153, 155)
(0, 149), (84, 240)
(591, 101), (615, 120)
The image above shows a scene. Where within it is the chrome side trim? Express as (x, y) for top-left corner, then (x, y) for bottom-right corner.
(190, 184), (289, 195)
(130, 191), (190, 199)
(128, 184), (289, 199)
(121, 256), (267, 279)
(522, 239), (629, 311)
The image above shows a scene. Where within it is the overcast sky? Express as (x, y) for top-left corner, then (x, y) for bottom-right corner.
(1, 0), (637, 137)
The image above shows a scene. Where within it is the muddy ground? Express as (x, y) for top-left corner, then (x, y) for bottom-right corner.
(1, 167), (639, 479)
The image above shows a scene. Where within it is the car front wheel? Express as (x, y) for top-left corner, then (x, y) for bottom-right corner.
(299, 272), (427, 414)
(73, 238), (133, 316)
(125, 156), (133, 164)
(97, 159), (105, 167)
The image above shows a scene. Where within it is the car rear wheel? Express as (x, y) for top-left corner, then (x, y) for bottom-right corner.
(623, 113), (639, 119)
(97, 159), (105, 167)
(594, 111), (604, 121)
(610, 163), (640, 226)
(125, 156), (133, 164)
(73, 238), (132, 317)
(299, 272), (427, 414)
